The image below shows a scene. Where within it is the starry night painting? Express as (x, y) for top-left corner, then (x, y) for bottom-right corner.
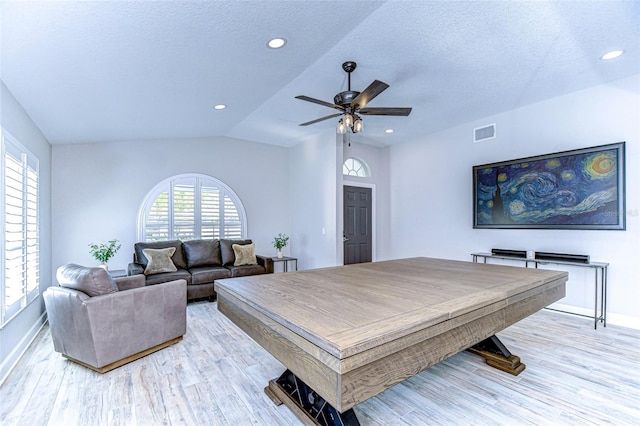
(473, 142), (625, 230)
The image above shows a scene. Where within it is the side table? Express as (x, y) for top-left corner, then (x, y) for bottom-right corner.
(268, 256), (298, 273)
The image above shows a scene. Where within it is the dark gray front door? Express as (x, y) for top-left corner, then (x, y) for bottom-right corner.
(343, 186), (372, 265)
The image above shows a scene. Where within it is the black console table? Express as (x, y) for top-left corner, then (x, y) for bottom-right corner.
(471, 252), (608, 329)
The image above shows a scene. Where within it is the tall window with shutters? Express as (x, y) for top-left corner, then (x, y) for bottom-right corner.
(1, 129), (40, 327)
(138, 174), (246, 242)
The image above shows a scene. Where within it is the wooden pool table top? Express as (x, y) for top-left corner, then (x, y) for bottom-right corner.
(215, 257), (567, 360)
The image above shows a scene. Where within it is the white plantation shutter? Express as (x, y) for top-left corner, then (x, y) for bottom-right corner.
(2, 130), (39, 326)
(139, 174), (246, 242)
(223, 195), (242, 238)
(201, 186), (220, 239)
(173, 182), (195, 240)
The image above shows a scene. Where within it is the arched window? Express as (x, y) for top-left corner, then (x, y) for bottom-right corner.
(343, 157), (370, 177)
(138, 174), (246, 242)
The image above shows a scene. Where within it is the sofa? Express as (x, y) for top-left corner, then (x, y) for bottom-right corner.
(128, 238), (269, 300)
(44, 264), (187, 373)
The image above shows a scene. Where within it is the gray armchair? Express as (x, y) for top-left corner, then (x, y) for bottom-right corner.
(43, 264), (187, 373)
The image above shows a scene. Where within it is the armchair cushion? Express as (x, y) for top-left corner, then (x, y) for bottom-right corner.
(142, 247), (177, 275)
(183, 239), (221, 268)
(56, 264), (118, 297)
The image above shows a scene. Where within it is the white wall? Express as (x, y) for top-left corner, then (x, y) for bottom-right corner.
(289, 131), (339, 270)
(389, 75), (640, 328)
(51, 137), (290, 273)
(0, 81), (52, 383)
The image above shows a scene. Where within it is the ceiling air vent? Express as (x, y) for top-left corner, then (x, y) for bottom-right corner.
(474, 124), (496, 143)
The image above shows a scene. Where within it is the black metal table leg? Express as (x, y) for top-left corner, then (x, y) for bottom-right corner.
(265, 370), (360, 426)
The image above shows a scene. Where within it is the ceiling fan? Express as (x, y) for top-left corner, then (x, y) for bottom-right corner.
(296, 61), (412, 134)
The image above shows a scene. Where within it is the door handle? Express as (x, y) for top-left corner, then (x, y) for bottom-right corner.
(343, 236), (349, 242)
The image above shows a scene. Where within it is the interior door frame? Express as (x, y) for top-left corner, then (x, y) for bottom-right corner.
(342, 182), (376, 264)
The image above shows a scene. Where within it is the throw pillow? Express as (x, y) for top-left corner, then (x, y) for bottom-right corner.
(134, 240), (187, 269)
(142, 247), (177, 275)
(220, 239), (252, 266)
(56, 264), (118, 297)
(232, 243), (257, 266)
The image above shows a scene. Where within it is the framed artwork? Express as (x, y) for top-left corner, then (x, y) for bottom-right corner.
(473, 142), (625, 230)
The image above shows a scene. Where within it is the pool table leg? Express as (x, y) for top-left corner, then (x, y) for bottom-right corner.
(264, 369), (360, 426)
(467, 335), (526, 376)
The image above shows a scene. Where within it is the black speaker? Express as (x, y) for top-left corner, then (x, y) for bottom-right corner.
(491, 248), (527, 258)
(534, 251), (590, 264)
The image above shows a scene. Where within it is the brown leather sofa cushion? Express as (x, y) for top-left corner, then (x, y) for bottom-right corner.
(220, 239), (252, 266)
(56, 264), (118, 297)
(226, 264), (267, 278)
(183, 239), (221, 268)
(134, 240), (187, 269)
(144, 269), (192, 286)
(190, 266), (231, 284)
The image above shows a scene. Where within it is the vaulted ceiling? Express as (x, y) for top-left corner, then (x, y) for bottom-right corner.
(1, 1), (638, 147)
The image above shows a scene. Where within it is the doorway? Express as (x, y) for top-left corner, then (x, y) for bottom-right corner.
(343, 185), (373, 264)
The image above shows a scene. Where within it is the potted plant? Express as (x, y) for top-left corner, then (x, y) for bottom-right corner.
(272, 233), (289, 259)
(89, 239), (121, 270)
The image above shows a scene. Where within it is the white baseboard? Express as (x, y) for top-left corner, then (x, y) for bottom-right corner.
(547, 302), (640, 330)
(0, 312), (47, 387)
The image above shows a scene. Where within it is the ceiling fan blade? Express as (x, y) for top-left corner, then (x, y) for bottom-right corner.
(295, 95), (344, 111)
(351, 80), (389, 109)
(358, 107), (412, 116)
(299, 112), (343, 126)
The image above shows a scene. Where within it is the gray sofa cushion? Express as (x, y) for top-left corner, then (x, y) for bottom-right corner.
(189, 265), (231, 284)
(183, 239), (221, 268)
(226, 264), (267, 278)
(144, 269), (192, 286)
(56, 264), (118, 297)
(220, 239), (252, 266)
(134, 240), (187, 269)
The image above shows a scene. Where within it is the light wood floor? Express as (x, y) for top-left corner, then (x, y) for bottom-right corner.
(1, 301), (639, 425)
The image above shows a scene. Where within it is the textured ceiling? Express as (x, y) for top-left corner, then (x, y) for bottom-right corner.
(1, 1), (638, 147)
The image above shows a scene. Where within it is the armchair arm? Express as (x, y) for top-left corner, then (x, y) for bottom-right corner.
(114, 274), (145, 291)
(128, 262), (144, 276)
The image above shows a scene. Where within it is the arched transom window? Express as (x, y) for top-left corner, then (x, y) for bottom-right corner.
(138, 174), (246, 242)
(343, 157), (370, 177)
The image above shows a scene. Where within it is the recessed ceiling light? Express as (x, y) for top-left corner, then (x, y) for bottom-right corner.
(214, 104), (226, 110)
(267, 38), (287, 49)
(601, 50), (624, 60)
(385, 129), (394, 134)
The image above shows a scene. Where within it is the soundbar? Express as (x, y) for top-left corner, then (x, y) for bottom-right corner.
(535, 251), (590, 264)
(491, 248), (526, 258)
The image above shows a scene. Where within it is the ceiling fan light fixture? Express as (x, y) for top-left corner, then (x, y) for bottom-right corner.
(353, 116), (363, 133)
(337, 119), (347, 134)
(343, 113), (353, 127)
